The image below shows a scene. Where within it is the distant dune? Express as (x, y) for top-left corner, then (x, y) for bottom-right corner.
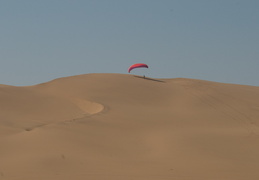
(0, 73), (259, 180)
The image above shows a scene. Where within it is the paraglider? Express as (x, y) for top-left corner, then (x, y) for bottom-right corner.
(128, 63), (148, 73)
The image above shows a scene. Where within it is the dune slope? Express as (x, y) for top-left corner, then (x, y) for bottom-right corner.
(0, 73), (259, 180)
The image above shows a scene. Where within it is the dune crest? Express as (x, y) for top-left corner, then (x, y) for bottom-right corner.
(0, 73), (259, 180)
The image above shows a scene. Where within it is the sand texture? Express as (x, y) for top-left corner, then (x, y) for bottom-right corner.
(0, 73), (259, 180)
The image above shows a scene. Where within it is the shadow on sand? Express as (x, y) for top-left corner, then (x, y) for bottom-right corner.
(134, 76), (165, 83)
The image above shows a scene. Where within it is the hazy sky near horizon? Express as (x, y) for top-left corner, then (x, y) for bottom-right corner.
(0, 0), (258, 86)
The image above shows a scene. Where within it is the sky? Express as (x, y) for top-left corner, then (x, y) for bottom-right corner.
(0, 0), (258, 86)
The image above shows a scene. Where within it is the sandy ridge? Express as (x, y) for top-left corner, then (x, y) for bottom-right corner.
(0, 73), (259, 180)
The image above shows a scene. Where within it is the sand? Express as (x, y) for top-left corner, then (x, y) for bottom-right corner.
(0, 73), (258, 180)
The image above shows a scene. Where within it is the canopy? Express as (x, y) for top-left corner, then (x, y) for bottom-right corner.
(128, 63), (148, 73)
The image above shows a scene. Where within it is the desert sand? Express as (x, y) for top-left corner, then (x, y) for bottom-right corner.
(0, 73), (259, 180)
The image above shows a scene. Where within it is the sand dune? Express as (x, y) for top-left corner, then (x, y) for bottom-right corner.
(0, 73), (259, 180)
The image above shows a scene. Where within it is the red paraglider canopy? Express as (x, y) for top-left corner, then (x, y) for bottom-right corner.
(128, 63), (148, 73)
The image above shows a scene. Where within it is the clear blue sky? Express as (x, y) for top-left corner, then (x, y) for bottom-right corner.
(0, 0), (258, 86)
